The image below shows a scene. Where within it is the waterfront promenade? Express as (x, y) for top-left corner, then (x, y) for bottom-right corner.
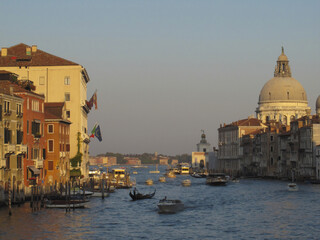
(1, 166), (320, 239)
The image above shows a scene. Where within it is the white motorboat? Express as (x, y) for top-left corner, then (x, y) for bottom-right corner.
(157, 198), (184, 213)
(288, 182), (298, 191)
(159, 176), (166, 182)
(181, 179), (191, 187)
(45, 199), (87, 208)
(206, 173), (228, 186)
(146, 179), (153, 185)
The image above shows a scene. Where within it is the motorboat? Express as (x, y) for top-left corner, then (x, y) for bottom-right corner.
(45, 199), (87, 208)
(190, 172), (208, 178)
(288, 170), (298, 191)
(157, 198), (184, 213)
(166, 171), (176, 178)
(129, 189), (156, 201)
(159, 176), (166, 182)
(146, 179), (153, 185)
(288, 182), (298, 191)
(206, 173), (228, 186)
(179, 166), (190, 175)
(133, 171), (138, 174)
(181, 179), (191, 187)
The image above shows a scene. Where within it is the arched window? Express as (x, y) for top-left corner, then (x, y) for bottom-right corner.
(266, 116), (270, 122)
(290, 115), (295, 122)
(283, 116), (287, 125)
(287, 92), (290, 99)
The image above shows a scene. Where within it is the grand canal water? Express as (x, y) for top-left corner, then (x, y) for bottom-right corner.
(1, 165), (320, 240)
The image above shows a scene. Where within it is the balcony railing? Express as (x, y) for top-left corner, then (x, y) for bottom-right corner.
(16, 144), (27, 154)
(4, 144), (16, 154)
(16, 112), (23, 118)
(36, 159), (43, 168)
(4, 110), (12, 116)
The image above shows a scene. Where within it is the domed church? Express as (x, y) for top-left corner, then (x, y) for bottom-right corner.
(256, 48), (311, 124)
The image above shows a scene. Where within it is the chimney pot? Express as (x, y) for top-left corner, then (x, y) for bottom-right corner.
(32, 45), (37, 52)
(1, 48), (7, 57)
(26, 47), (31, 56)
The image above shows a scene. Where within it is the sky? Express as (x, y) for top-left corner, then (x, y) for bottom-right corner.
(1, 0), (320, 156)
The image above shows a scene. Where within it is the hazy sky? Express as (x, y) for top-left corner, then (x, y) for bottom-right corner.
(1, 1), (320, 156)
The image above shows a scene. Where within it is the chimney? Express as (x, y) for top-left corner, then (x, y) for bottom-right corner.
(1, 48), (7, 56)
(26, 47), (31, 56)
(32, 45), (37, 52)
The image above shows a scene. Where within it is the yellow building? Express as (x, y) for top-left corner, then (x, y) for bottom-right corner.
(0, 84), (26, 200)
(0, 44), (91, 179)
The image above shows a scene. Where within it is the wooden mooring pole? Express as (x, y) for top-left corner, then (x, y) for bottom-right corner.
(8, 178), (12, 216)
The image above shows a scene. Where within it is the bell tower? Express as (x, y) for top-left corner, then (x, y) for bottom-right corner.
(274, 47), (292, 77)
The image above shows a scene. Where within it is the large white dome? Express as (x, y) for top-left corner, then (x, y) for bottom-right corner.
(259, 77), (307, 103)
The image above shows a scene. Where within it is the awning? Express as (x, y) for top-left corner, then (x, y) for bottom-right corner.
(28, 166), (40, 175)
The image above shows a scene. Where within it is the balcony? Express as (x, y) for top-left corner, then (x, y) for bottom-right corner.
(60, 152), (66, 158)
(16, 112), (23, 118)
(16, 144), (27, 154)
(4, 110), (12, 116)
(4, 144), (15, 154)
(36, 159), (43, 168)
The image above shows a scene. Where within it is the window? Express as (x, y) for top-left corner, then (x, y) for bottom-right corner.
(270, 136), (274, 141)
(39, 76), (45, 85)
(48, 161), (54, 170)
(66, 144), (70, 152)
(48, 124), (54, 133)
(31, 121), (40, 136)
(48, 140), (54, 152)
(270, 146), (273, 152)
(4, 101), (10, 113)
(287, 92), (290, 100)
(31, 100), (39, 111)
(16, 104), (22, 115)
(27, 98), (29, 110)
(6, 155), (10, 169)
(4, 128), (11, 144)
(64, 76), (70, 85)
(27, 120), (29, 134)
(270, 157), (274, 165)
(32, 148), (39, 160)
(43, 149), (46, 160)
(17, 155), (22, 169)
(66, 110), (70, 118)
(65, 93), (70, 101)
(17, 130), (23, 144)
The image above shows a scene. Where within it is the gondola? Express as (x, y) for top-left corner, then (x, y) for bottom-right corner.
(129, 189), (156, 201)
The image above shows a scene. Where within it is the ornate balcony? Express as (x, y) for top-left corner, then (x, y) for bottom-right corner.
(36, 159), (43, 168)
(4, 144), (16, 154)
(16, 144), (27, 154)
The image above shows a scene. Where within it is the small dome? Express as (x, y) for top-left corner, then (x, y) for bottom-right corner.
(259, 77), (307, 103)
(316, 95), (320, 109)
(278, 53), (288, 61)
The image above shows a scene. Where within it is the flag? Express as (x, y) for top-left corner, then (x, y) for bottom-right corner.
(94, 125), (102, 142)
(90, 124), (97, 138)
(86, 91), (97, 110)
(93, 92), (98, 110)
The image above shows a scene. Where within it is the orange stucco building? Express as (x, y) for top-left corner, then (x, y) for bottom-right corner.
(44, 102), (71, 186)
